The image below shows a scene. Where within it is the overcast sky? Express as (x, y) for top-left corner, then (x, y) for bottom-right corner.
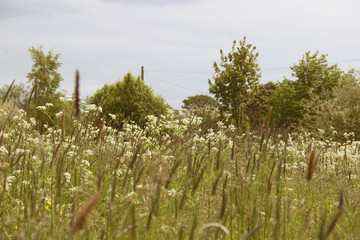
(1, 0), (360, 109)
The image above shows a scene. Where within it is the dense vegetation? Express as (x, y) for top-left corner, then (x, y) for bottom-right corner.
(1, 41), (360, 239)
(1, 101), (359, 239)
(89, 73), (169, 128)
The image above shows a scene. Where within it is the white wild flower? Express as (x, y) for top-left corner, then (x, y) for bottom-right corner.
(63, 172), (71, 183)
(168, 189), (177, 197)
(5, 176), (16, 191)
(65, 96), (73, 102)
(55, 112), (63, 118)
(81, 160), (90, 167)
(22, 180), (30, 186)
(0, 146), (8, 155)
(36, 106), (46, 111)
(108, 113), (116, 120)
(85, 149), (93, 156)
(30, 118), (36, 125)
(86, 104), (97, 111)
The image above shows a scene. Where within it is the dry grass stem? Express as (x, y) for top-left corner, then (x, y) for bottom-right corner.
(2, 79), (15, 104)
(322, 191), (344, 239)
(72, 192), (101, 233)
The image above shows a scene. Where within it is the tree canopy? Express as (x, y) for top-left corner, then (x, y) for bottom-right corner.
(267, 51), (344, 127)
(27, 46), (63, 105)
(291, 51), (343, 100)
(90, 73), (169, 128)
(246, 82), (277, 127)
(209, 37), (261, 128)
(25, 46), (65, 129)
(301, 70), (360, 140)
(182, 94), (219, 111)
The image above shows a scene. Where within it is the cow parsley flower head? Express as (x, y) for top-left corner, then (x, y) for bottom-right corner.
(168, 189), (177, 197)
(108, 113), (116, 120)
(55, 112), (63, 118)
(63, 172), (71, 183)
(37, 106), (46, 111)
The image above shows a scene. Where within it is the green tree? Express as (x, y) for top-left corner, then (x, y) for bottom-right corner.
(0, 82), (29, 108)
(182, 94), (219, 111)
(26, 46), (65, 129)
(302, 70), (360, 140)
(246, 81), (277, 127)
(27, 46), (63, 105)
(266, 79), (303, 127)
(291, 51), (343, 101)
(267, 51), (344, 127)
(90, 73), (169, 128)
(209, 37), (261, 128)
(182, 94), (220, 134)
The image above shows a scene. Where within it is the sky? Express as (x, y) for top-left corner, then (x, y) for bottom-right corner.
(1, 0), (360, 109)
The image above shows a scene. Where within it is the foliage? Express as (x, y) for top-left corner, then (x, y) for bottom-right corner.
(183, 106), (221, 135)
(26, 46), (65, 129)
(90, 73), (169, 128)
(266, 79), (303, 127)
(267, 51), (344, 127)
(182, 95), (220, 134)
(182, 94), (219, 111)
(3, 44), (360, 239)
(246, 81), (277, 127)
(209, 37), (261, 128)
(302, 70), (360, 140)
(27, 46), (63, 103)
(291, 51), (343, 101)
(0, 82), (29, 108)
(1, 102), (360, 239)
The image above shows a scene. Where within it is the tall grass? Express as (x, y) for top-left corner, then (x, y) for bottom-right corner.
(0, 100), (359, 239)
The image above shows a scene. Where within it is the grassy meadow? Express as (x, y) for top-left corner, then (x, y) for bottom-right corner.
(0, 100), (360, 239)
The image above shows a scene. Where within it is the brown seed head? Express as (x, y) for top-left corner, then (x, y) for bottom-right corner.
(72, 192), (101, 233)
(2, 79), (15, 104)
(306, 149), (317, 181)
(74, 70), (80, 119)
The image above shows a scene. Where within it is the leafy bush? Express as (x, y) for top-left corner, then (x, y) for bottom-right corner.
(0, 82), (29, 109)
(1, 101), (360, 239)
(302, 70), (360, 140)
(90, 73), (169, 128)
(267, 52), (344, 127)
(182, 95), (220, 134)
(182, 94), (219, 111)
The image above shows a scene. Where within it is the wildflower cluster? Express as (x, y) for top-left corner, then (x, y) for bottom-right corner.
(0, 101), (360, 239)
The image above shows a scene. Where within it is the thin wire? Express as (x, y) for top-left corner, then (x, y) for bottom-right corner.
(145, 73), (199, 93)
(331, 58), (360, 64)
(146, 58), (360, 74)
(146, 70), (211, 74)
(263, 66), (291, 71)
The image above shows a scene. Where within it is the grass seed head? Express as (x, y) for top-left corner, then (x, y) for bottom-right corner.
(74, 70), (80, 119)
(72, 192), (101, 233)
(307, 149), (317, 181)
(2, 79), (15, 104)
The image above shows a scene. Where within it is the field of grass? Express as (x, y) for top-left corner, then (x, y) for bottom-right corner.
(1, 101), (360, 239)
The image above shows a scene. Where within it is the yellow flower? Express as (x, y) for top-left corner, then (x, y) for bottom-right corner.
(45, 200), (51, 210)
